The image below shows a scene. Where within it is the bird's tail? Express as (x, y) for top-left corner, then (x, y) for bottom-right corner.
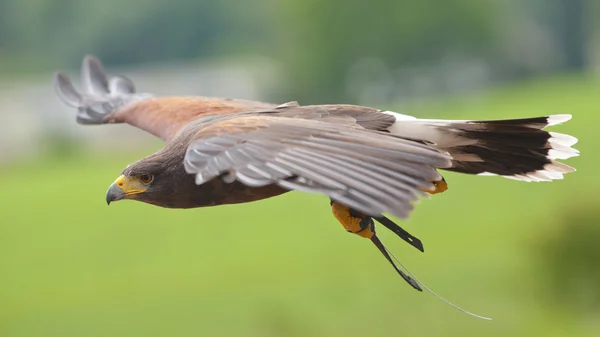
(386, 113), (578, 181)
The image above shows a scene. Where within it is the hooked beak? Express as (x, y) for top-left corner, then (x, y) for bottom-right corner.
(105, 175), (146, 205)
(106, 182), (125, 205)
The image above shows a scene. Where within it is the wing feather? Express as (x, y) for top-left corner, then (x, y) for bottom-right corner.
(184, 116), (451, 218)
(53, 55), (276, 141)
(54, 55), (153, 126)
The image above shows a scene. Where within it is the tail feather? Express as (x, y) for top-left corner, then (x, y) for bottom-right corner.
(384, 112), (578, 181)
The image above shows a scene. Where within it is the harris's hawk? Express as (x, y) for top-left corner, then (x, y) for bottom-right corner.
(54, 56), (578, 317)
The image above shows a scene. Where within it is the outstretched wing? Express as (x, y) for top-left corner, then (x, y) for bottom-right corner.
(53, 55), (276, 142)
(183, 115), (452, 219)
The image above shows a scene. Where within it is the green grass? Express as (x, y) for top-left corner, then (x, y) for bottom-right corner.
(1, 74), (599, 337)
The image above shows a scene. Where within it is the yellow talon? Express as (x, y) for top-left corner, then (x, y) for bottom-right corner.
(431, 178), (448, 194)
(422, 177), (448, 194)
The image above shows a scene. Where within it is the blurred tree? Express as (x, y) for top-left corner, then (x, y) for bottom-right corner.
(0, 0), (597, 102)
(556, 0), (587, 70)
(0, 0), (273, 71)
(537, 0), (589, 71)
(270, 0), (501, 103)
(93, 1), (227, 65)
(519, 0), (595, 73)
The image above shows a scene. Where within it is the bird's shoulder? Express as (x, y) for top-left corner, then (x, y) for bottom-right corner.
(183, 103), (397, 136)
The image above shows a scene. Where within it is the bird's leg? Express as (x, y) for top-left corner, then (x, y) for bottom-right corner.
(330, 200), (376, 239)
(329, 200), (424, 251)
(329, 200), (422, 291)
(328, 177), (443, 248)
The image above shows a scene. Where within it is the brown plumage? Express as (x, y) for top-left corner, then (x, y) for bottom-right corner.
(54, 55), (455, 218)
(54, 56), (578, 305)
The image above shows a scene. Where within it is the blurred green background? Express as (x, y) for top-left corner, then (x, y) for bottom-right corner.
(1, 0), (599, 336)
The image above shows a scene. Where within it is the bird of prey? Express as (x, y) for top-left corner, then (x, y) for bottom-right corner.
(54, 56), (578, 315)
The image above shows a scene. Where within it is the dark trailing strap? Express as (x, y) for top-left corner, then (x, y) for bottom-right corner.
(374, 215), (424, 252)
(371, 235), (422, 291)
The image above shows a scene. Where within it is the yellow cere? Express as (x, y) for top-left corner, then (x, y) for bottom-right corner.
(113, 175), (147, 196)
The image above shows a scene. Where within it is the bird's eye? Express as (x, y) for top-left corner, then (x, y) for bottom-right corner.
(140, 174), (154, 185)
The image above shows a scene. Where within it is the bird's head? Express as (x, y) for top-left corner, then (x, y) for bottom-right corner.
(105, 150), (190, 208)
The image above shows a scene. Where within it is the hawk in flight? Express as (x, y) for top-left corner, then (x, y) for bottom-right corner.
(54, 56), (578, 316)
